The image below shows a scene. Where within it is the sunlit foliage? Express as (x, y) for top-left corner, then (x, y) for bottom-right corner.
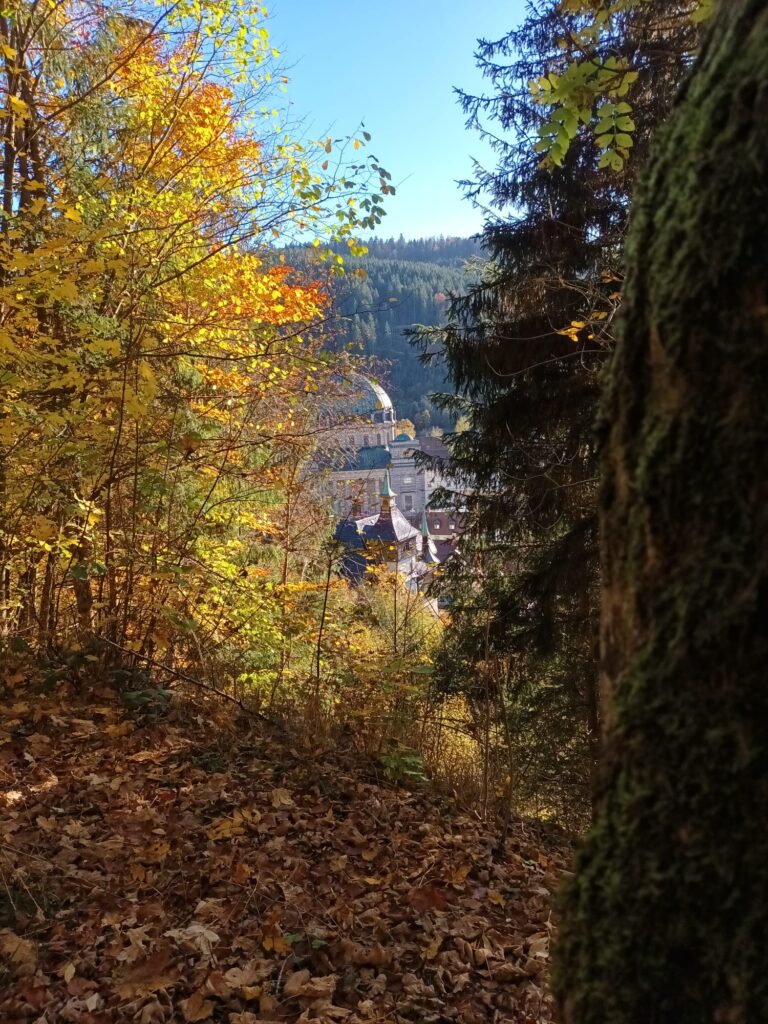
(0, 0), (391, 700)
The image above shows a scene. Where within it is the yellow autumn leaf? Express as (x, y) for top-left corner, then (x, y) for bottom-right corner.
(262, 933), (290, 955)
(8, 96), (28, 118)
(207, 807), (260, 840)
(29, 515), (57, 543)
(144, 840), (170, 863)
(51, 279), (79, 301)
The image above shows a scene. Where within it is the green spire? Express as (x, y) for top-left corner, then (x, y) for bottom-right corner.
(421, 509), (430, 537)
(380, 470), (395, 500)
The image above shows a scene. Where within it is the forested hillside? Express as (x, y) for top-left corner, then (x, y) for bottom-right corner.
(294, 237), (479, 427)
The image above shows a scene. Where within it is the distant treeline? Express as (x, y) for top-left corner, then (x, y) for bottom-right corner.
(338, 235), (479, 265)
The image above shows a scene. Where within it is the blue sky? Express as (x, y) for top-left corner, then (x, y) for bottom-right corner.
(269, 0), (528, 240)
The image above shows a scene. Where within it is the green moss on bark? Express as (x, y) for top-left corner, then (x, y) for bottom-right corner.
(554, 2), (768, 1021)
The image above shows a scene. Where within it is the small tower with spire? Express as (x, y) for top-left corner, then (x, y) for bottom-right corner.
(333, 468), (420, 579)
(379, 470), (396, 514)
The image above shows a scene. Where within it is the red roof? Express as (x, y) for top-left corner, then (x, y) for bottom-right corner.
(406, 510), (465, 537)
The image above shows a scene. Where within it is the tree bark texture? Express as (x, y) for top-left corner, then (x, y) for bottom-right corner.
(555, 2), (768, 1022)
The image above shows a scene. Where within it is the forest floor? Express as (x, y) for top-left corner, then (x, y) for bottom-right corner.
(0, 680), (572, 1023)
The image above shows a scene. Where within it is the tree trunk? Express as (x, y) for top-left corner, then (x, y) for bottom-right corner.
(555, 2), (768, 1022)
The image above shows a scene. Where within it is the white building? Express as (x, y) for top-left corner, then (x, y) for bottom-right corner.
(319, 373), (448, 519)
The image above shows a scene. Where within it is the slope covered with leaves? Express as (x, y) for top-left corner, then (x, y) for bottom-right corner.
(1, 681), (571, 1023)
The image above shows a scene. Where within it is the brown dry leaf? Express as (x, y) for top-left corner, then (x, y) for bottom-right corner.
(222, 964), (265, 990)
(300, 974), (337, 1000)
(117, 925), (153, 963)
(487, 888), (505, 906)
(181, 989), (215, 1022)
(203, 970), (229, 997)
(491, 961), (528, 982)
(270, 787), (295, 808)
(335, 938), (391, 967)
(128, 749), (168, 763)
(260, 992), (279, 1014)
(409, 884), (448, 912)
(527, 932), (550, 958)
(233, 860), (251, 883)
(523, 957), (546, 976)
(27, 732), (51, 748)
(447, 863), (471, 886)
(283, 968), (311, 998)
(105, 721), (134, 737)
(115, 948), (179, 999)
(165, 922), (219, 954)
(86, 991), (105, 1011)
(424, 934), (442, 959)
(207, 822), (233, 842)
(0, 929), (37, 973)
(138, 999), (166, 1024)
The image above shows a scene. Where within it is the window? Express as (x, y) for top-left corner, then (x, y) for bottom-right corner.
(403, 476), (413, 485)
(363, 434), (370, 446)
(403, 493), (414, 512)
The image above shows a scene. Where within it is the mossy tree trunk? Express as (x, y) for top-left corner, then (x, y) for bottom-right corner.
(555, 2), (768, 1022)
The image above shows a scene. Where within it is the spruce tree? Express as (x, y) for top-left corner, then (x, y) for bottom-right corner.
(412, 1), (700, 821)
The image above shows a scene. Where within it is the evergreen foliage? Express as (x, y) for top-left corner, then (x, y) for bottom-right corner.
(412, 0), (701, 823)
(291, 237), (479, 428)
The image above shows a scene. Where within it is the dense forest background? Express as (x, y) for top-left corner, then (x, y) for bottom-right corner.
(292, 236), (480, 428)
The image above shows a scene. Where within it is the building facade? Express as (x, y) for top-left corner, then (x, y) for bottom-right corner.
(319, 373), (448, 520)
